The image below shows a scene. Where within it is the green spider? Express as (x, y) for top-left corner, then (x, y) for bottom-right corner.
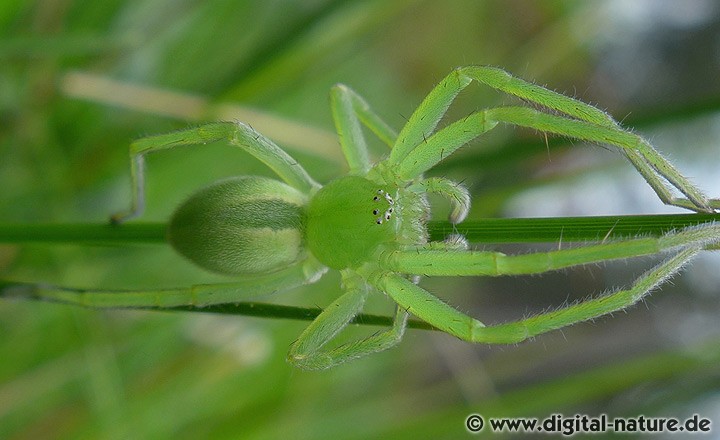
(23, 66), (720, 369)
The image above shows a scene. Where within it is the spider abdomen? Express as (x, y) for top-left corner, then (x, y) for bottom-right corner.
(306, 176), (398, 269)
(168, 176), (307, 275)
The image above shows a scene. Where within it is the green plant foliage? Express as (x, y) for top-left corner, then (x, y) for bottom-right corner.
(1, 1), (720, 438)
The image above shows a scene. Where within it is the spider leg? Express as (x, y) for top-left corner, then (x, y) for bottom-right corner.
(111, 122), (320, 223)
(381, 223), (720, 276)
(287, 270), (408, 370)
(408, 177), (470, 223)
(493, 107), (717, 212)
(1, 258), (327, 308)
(388, 66), (615, 166)
(392, 106), (717, 212)
(387, 66), (716, 213)
(373, 247), (700, 344)
(330, 84), (398, 174)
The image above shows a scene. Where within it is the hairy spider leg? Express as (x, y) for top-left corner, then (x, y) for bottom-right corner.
(407, 177), (471, 224)
(372, 247), (700, 344)
(111, 122), (320, 223)
(330, 84), (399, 174)
(372, 223), (720, 343)
(385, 66), (716, 213)
(391, 106), (717, 212)
(480, 107), (716, 212)
(2, 258), (327, 308)
(381, 223), (720, 276)
(330, 84), (474, 221)
(388, 66), (616, 165)
(287, 271), (408, 370)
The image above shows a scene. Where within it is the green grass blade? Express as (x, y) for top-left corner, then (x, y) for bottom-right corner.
(0, 223), (167, 245)
(429, 213), (720, 243)
(1, 213), (717, 324)
(1, 214), (717, 245)
(0, 281), (434, 330)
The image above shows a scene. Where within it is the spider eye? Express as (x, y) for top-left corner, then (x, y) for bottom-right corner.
(371, 188), (395, 224)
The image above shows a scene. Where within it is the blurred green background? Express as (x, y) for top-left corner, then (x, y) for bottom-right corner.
(2, 0), (720, 438)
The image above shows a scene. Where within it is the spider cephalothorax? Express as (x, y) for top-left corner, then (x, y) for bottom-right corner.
(19, 66), (719, 370)
(306, 174), (433, 271)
